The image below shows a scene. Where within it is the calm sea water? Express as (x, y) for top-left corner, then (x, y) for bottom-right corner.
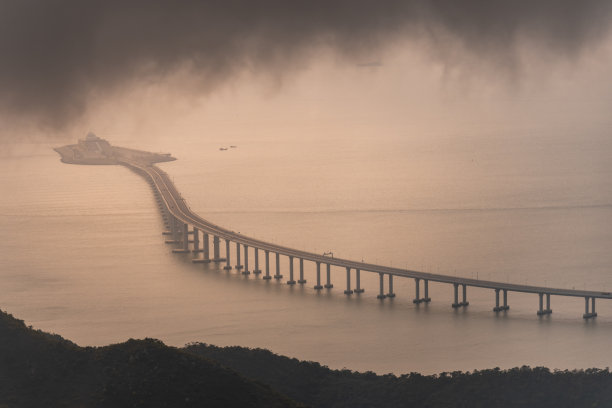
(1, 125), (612, 374)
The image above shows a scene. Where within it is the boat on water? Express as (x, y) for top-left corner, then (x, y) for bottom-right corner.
(219, 147), (228, 151)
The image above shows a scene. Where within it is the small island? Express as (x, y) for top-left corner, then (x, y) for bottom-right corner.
(54, 132), (176, 166)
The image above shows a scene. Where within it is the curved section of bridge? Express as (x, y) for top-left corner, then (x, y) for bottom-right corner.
(121, 160), (610, 319)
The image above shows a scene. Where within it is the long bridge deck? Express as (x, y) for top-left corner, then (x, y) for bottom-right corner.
(121, 159), (611, 319)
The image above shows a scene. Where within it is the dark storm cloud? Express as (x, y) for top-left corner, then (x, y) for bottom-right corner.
(1, 0), (611, 128)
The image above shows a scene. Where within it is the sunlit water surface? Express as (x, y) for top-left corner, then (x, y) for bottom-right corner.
(1, 127), (612, 374)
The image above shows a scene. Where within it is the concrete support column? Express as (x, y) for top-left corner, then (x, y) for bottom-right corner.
(242, 245), (250, 275)
(354, 269), (364, 293)
(235, 242), (243, 270)
(253, 248), (261, 275)
(274, 253), (283, 279)
(191, 230), (211, 264)
(452, 283), (460, 308)
(583, 296), (597, 319)
(213, 236), (220, 261)
(169, 214), (179, 241)
(314, 262), (323, 290)
(298, 258), (306, 284)
(537, 293), (552, 315)
(192, 227), (199, 252)
(413, 278), (431, 303)
(166, 215), (173, 236)
(462, 284), (469, 306)
(503, 289), (509, 310)
(162, 214), (173, 235)
(494, 289), (500, 312)
(344, 267), (353, 295)
(172, 223), (191, 253)
(287, 256), (296, 285)
(324, 264), (333, 289)
(263, 250), (271, 280)
(377, 273), (386, 299)
(163, 213), (169, 231)
(538, 293), (543, 313)
(223, 239), (232, 270)
(170, 216), (177, 239)
(203, 233), (210, 261)
(183, 223), (189, 251)
(387, 274), (395, 298)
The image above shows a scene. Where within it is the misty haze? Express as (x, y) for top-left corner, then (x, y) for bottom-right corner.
(2, 1), (612, 407)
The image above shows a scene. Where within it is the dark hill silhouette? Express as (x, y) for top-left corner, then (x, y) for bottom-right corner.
(186, 344), (612, 408)
(2, 308), (612, 407)
(0, 310), (300, 407)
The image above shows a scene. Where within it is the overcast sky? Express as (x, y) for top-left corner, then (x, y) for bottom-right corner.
(1, 0), (612, 140)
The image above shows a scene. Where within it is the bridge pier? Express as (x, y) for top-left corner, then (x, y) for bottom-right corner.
(177, 220), (184, 241)
(298, 258), (306, 284)
(162, 212), (173, 235)
(377, 273), (386, 299)
(583, 297), (597, 319)
(173, 218), (180, 241)
(164, 219), (180, 243)
(287, 256), (296, 285)
(263, 250), (271, 280)
(324, 264), (333, 289)
(387, 274), (395, 298)
(183, 224), (189, 250)
(274, 253), (283, 279)
(344, 267), (353, 295)
(493, 289), (510, 312)
(413, 278), (430, 304)
(223, 239), (232, 270)
(203, 233), (210, 261)
(354, 269), (364, 293)
(212, 235), (224, 262)
(171, 223), (191, 253)
(314, 262), (323, 290)
(452, 283), (469, 308)
(253, 248), (261, 275)
(537, 293), (552, 315)
(503, 289), (508, 310)
(235, 242), (243, 270)
(191, 230), (212, 263)
(170, 216), (177, 239)
(192, 227), (199, 252)
(242, 245), (250, 275)
(175, 219), (182, 242)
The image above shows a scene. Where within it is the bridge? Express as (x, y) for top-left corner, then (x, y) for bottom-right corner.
(120, 159), (611, 320)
